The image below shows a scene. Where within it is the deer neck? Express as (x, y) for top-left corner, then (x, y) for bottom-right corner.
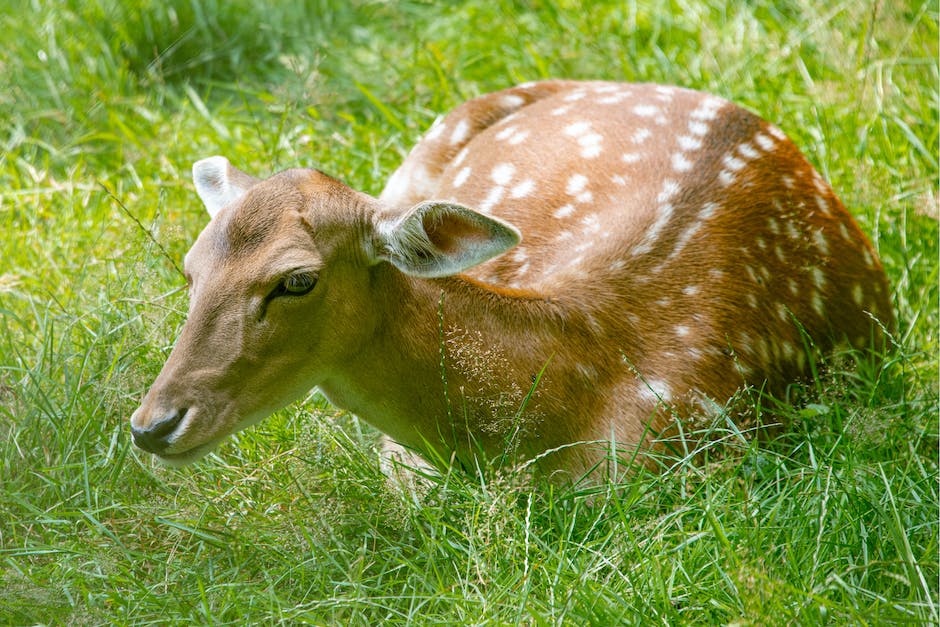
(317, 264), (594, 458)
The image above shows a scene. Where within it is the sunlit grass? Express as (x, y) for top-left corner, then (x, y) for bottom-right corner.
(0, 0), (937, 624)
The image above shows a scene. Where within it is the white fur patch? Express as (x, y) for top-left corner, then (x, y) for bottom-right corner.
(193, 156), (250, 218)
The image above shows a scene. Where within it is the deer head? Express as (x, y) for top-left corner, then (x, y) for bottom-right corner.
(129, 156), (519, 465)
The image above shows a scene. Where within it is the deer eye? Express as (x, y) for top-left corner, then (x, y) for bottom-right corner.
(271, 271), (318, 298)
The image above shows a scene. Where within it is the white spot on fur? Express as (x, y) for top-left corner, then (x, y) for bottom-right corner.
(496, 112), (520, 127)
(453, 147), (469, 167)
(786, 221), (800, 240)
(738, 331), (754, 354)
(579, 133), (604, 158)
(756, 337), (771, 365)
(678, 135), (702, 151)
(767, 125), (787, 141)
(672, 152), (693, 171)
(699, 201), (719, 221)
(551, 104), (573, 116)
(564, 121), (591, 137)
(622, 152), (642, 164)
(852, 283), (864, 305)
(450, 120), (469, 145)
(675, 325), (690, 337)
(812, 291), (825, 316)
(718, 170), (736, 186)
(722, 154), (746, 172)
(453, 166), (471, 188)
(553, 204), (576, 219)
(575, 363), (598, 380)
(633, 104), (659, 117)
(839, 222), (852, 241)
(639, 379), (673, 403)
(683, 285), (700, 296)
(632, 202), (675, 256)
(495, 125), (517, 141)
(690, 98), (723, 121)
(566, 173), (588, 195)
(381, 167), (408, 203)
(813, 230), (830, 255)
(754, 133), (776, 151)
(563, 90), (587, 102)
(491, 163), (515, 185)
(810, 267), (826, 289)
(669, 221), (701, 259)
(478, 186), (505, 213)
(598, 93), (629, 105)
(737, 142), (759, 160)
(658, 179), (679, 202)
(690, 107), (718, 122)
(424, 119), (446, 141)
(501, 94), (525, 108)
(581, 213), (601, 233)
(632, 128), (652, 144)
(813, 174), (829, 195)
(688, 120), (709, 136)
(510, 178), (535, 199)
(508, 129), (530, 145)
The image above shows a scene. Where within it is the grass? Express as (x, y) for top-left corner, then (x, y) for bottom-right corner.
(0, 0), (937, 624)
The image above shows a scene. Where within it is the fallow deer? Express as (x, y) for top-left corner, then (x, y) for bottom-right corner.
(130, 80), (893, 482)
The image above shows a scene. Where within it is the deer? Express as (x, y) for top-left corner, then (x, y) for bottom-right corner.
(129, 80), (893, 483)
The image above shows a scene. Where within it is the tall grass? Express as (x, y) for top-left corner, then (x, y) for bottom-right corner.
(1, 0), (937, 624)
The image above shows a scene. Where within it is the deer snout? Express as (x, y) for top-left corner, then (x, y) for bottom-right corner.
(130, 407), (187, 454)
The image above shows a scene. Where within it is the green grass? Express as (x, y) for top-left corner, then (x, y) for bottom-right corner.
(1, 0), (937, 624)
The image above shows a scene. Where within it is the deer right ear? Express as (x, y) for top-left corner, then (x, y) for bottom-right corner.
(372, 201), (521, 278)
(192, 156), (259, 218)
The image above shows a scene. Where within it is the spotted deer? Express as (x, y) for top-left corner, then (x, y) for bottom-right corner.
(130, 80), (893, 482)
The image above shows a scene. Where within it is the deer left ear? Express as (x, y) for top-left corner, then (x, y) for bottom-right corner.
(373, 201), (521, 278)
(192, 156), (260, 218)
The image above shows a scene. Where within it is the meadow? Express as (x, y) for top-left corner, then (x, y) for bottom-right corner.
(0, 0), (937, 624)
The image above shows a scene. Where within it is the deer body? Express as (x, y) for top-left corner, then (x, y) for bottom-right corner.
(130, 80), (892, 481)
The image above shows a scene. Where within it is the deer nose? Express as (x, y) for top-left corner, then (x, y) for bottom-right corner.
(131, 409), (186, 453)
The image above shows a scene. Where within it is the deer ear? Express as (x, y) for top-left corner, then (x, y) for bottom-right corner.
(192, 156), (259, 218)
(374, 201), (521, 278)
